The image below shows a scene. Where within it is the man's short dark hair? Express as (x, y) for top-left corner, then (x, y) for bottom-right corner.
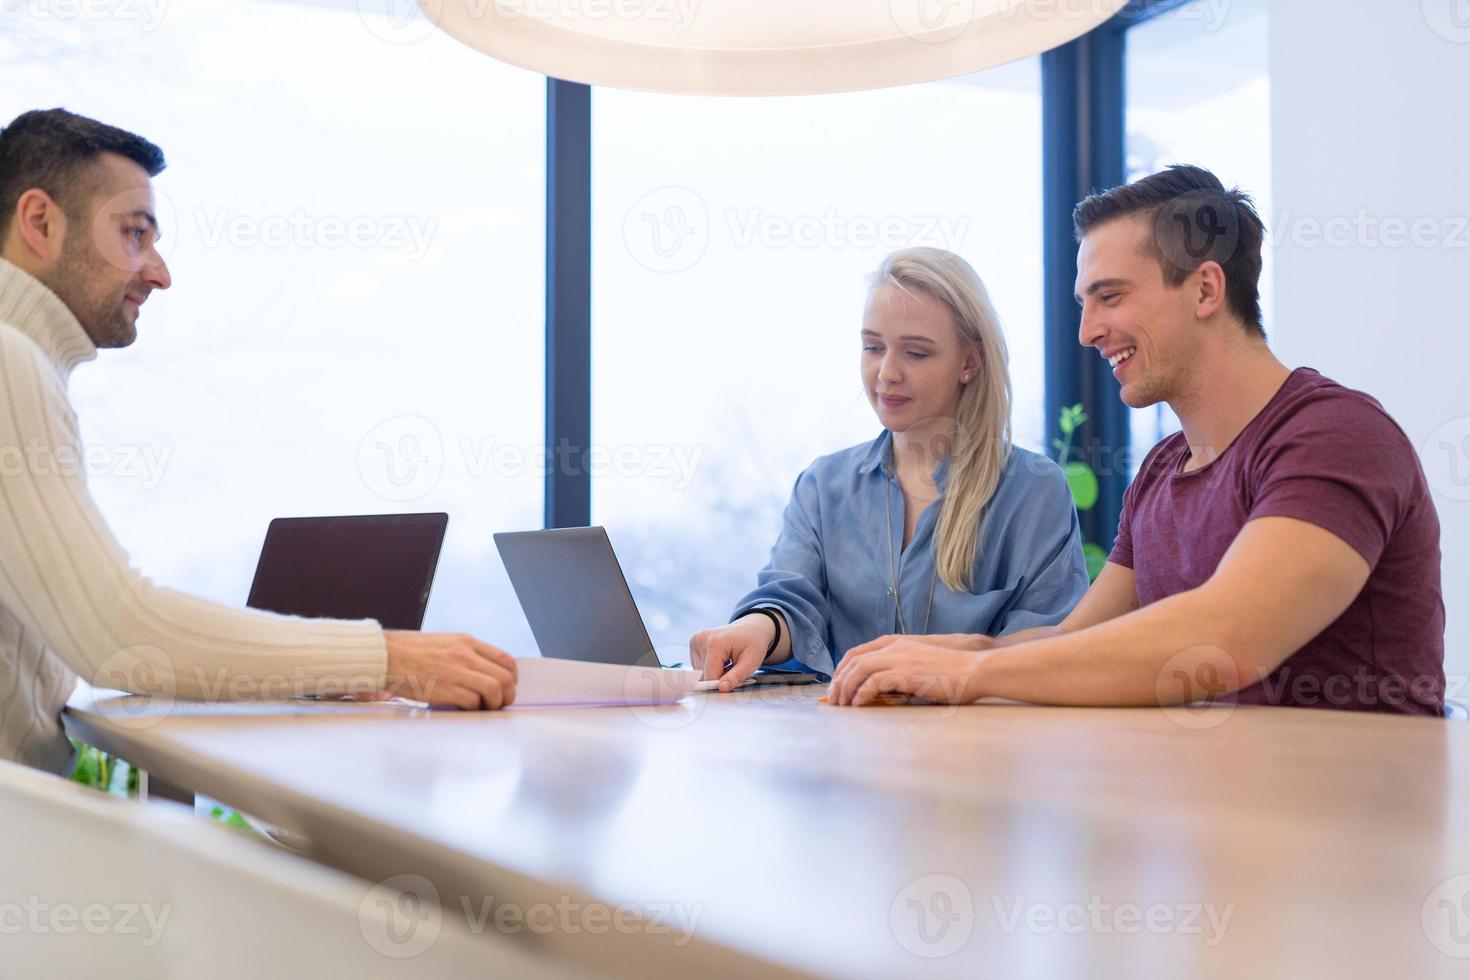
(0, 108), (166, 243)
(1073, 164), (1266, 337)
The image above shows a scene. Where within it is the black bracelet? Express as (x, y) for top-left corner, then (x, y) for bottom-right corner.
(746, 607), (783, 662)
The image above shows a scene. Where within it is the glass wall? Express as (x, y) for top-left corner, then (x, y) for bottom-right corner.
(592, 60), (1045, 652)
(1, 0), (546, 652)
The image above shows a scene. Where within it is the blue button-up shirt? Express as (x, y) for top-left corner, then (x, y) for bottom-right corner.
(732, 431), (1090, 676)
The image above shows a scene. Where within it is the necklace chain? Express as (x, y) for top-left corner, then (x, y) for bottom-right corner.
(883, 467), (939, 635)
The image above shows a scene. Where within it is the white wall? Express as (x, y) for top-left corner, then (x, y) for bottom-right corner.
(1268, 1), (1470, 683)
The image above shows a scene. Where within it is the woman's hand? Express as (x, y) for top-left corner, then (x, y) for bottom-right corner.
(689, 614), (781, 692)
(828, 635), (988, 706)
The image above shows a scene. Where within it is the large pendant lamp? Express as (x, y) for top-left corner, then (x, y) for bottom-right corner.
(415, 0), (1129, 95)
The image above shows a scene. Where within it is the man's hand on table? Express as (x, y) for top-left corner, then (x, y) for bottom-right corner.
(827, 634), (995, 706)
(382, 631), (518, 709)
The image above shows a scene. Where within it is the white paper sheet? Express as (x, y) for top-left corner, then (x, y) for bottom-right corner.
(510, 657), (700, 708)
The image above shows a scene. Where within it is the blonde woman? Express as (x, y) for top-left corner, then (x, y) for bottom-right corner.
(690, 247), (1089, 690)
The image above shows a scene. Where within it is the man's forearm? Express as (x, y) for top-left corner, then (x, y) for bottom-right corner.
(969, 587), (1259, 706)
(990, 625), (1066, 648)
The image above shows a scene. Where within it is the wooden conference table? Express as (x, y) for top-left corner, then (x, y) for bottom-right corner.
(64, 682), (1470, 979)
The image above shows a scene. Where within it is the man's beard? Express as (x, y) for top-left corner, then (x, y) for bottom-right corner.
(39, 233), (136, 349)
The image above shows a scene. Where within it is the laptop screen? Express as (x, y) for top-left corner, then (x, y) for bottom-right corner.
(246, 513), (448, 631)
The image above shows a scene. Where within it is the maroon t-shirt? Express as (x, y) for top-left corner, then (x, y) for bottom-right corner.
(1111, 368), (1445, 715)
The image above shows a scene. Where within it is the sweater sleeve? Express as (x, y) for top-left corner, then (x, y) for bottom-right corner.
(0, 325), (387, 700)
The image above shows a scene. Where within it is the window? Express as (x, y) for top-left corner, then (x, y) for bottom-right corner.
(2, 0), (546, 652)
(592, 61), (1045, 653)
(1124, 0), (1272, 457)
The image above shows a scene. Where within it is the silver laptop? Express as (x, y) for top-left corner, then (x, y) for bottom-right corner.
(493, 526), (822, 686)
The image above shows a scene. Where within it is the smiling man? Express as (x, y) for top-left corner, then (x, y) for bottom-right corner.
(829, 165), (1446, 715)
(0, 108), (517, 775)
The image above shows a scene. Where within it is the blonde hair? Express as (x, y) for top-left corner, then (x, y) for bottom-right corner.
(868, 247), (1013, 593)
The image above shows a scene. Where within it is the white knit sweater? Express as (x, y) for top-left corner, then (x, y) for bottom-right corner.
(0, 258), (387, 775)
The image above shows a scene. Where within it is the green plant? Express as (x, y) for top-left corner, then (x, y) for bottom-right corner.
(1053, 403), (1109, 581)
(69, 737), (254, 835)
(69, 738), (140, 798)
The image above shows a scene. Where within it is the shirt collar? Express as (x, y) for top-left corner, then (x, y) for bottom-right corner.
(0, 258), (98, 382)
(858, 429), (953, 490)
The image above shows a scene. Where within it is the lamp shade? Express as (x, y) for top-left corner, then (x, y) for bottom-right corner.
(416, 0), (1130, 95)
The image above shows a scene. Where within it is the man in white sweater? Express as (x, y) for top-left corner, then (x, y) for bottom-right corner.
(0, 109), (517, 775)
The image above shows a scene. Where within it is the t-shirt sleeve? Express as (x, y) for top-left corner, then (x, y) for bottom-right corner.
(1109, 479), (1136, 569)
(1109, 440), (1170, 570)
(1247, 394), (1415, 567)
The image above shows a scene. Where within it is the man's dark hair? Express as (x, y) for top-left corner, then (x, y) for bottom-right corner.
(0, 108), (166, 243)
(1073, 164), (1266, 337)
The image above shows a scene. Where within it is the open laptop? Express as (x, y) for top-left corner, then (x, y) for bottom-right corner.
(493, 526), (822, 689)
(247, 513), (449, 630)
